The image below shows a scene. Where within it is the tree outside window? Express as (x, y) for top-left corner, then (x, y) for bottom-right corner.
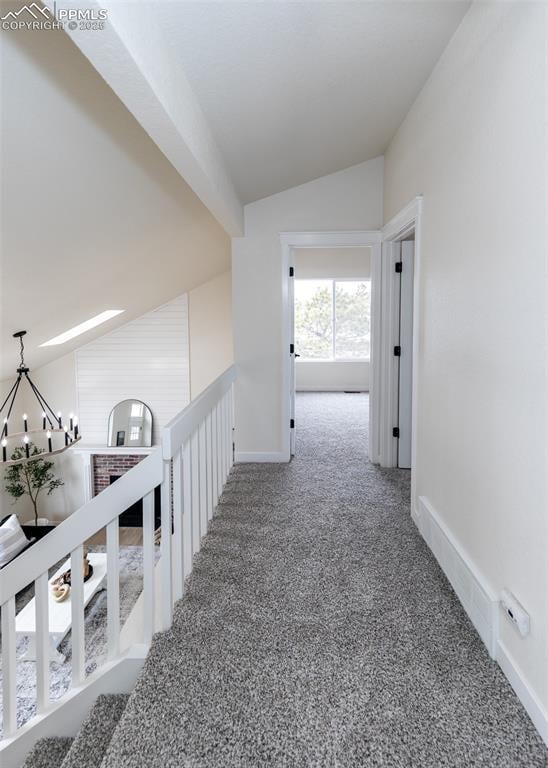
(294, 279), (370, 360)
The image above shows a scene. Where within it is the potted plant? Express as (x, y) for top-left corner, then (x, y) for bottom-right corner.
(4, 443), (64, 540)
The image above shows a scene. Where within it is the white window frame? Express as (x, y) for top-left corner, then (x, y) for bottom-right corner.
(294, 277), (372, 363)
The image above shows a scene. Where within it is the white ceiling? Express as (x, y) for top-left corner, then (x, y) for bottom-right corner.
(157, 1), (470, 203)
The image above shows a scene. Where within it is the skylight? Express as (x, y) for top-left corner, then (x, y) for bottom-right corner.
(40, 310), (125, 346)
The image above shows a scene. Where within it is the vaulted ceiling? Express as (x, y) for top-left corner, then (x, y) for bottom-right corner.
(1, 0), (470, 379)
(155, 1), (470, 202)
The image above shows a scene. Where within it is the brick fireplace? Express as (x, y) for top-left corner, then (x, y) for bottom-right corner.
(92, 454), (146, 497)
(89, 452), (161, 528)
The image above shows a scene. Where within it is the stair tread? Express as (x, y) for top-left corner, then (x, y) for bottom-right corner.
(23, 737), (73, 768)
(59, 694), (129, 768)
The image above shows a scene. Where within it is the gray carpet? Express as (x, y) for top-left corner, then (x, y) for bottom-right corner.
(59, 694), (128, 768)
(22, 737), (73, 768)
(99, 393), (547, 767)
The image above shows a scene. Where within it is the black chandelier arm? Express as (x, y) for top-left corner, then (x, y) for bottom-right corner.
(0, 374), (21, 415)
(24, 373), (58, 428)
(2, 375), (23, 437)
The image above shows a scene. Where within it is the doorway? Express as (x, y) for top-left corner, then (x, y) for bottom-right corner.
(282, 233), (382, 459)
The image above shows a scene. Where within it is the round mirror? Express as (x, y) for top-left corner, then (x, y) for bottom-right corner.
(107, 400), (152, 447)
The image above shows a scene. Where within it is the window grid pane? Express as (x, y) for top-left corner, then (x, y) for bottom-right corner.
(294, 280), (333, 360)
(334, 281), (371, 360)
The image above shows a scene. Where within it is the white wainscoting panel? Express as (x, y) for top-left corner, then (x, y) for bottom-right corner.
(76, 296), (190, 446)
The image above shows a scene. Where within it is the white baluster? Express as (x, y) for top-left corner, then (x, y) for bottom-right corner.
(191, 430), (200, 553)
(229, 384), (234, 469)
(142, 490), (155, 644)
(206, 411), (213, 521)
(172, 448), (184, 602)
(224, 392), (230, 480)
(182, 439), (192, 578)
(160, 460), (172, 630)
(220, 395), (227, 485)
(2, 596), (16, 737)
(216, 401), (223, 496)
(71, 544), (85, 686)
(106, 518), (120, 660)
(35, 572), (50, 713)
(199, 421), (207, 537)
(212, 405), (219, 507)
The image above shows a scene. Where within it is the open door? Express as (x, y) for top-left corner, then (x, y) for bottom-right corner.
(396, 240), (414, 468)
(288, 264), (296, 456)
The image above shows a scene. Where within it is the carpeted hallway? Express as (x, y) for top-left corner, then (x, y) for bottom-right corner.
(103, 393), (547, 767)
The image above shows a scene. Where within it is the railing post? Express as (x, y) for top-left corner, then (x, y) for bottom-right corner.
(212, 405), (219, 507)
(191, 430), (200, 553)
(229, 383), (234, 469)
(35, 572), (50, 714)
(160, 459), (173, 629)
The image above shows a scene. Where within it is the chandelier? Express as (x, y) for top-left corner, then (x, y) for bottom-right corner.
(1, 331), (81, 466)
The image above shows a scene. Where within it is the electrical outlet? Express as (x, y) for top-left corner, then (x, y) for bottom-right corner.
(500, 589), (530, 637)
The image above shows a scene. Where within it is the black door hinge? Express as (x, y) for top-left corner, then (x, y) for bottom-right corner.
(289, 267), (294, 277)
(395, 262), (403, 273)
(290, 418), (295, 429)
(394, 346), (401, 357)
(393, 427), (400, 438)
(290, 343), (294, 354)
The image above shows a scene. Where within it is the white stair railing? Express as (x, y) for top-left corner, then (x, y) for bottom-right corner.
(0, 365), (236, 746)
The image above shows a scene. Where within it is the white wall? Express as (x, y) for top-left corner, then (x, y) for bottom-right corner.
(76, 295), (190, 446)
(232, 157), (383, 457)
(384, 2), (548, 719)
(294, 247), (371, 392)
(188, 271), (234, 398)
(1, 23), (230, 380)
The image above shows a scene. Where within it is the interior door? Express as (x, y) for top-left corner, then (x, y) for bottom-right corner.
(289, 264), (296, 456)
(397, 240), (414, 469)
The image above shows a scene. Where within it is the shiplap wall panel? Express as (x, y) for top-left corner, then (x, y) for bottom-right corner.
(76, 296), (190, 446)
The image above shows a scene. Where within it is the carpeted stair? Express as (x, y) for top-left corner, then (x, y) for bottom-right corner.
(22, 695), (128, 768)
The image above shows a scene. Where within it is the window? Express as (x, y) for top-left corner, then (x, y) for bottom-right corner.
(130, 403), (144, 418)
(129, 426), (141, 441)
(294, 279), (370, 361)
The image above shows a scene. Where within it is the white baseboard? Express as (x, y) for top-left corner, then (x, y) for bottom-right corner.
(414, 496), (548, 746)
(414, 496), (497, 658)
(235, 451), (289, 463)
(496, 640), (548, 745)
(0, 646), (147, 768)
(296, 387), (370, 392)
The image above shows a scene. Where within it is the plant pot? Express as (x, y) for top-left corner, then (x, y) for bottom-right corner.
(22, 519), (56, 541)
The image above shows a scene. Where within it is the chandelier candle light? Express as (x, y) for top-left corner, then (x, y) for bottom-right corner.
(0, 331), (81, 466)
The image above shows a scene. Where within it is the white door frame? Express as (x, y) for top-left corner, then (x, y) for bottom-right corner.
(377, 196), (423, 512)
(280, 230), (382, 461)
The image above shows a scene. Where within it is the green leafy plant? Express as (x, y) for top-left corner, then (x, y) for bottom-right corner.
(4, 443), (64, 525)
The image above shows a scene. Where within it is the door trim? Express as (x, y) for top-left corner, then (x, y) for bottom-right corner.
(280, 230), (382, 461)
(377, 197), (423, 514)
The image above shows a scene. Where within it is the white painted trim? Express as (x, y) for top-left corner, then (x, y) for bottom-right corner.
(296, 386), (369, 393)
(382, 197), (422, 241)
(235, 451), (289, 463)
(496, 641), (548, 745)
(414, 495), (548, 746)
(415, 496), (497, 657)
(376, 197), (423, 519)
(280, 231), (382, 248)
(369, 243), (382, 464)
(280, 230), (382, 463)
(0, 646), (147, 768)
